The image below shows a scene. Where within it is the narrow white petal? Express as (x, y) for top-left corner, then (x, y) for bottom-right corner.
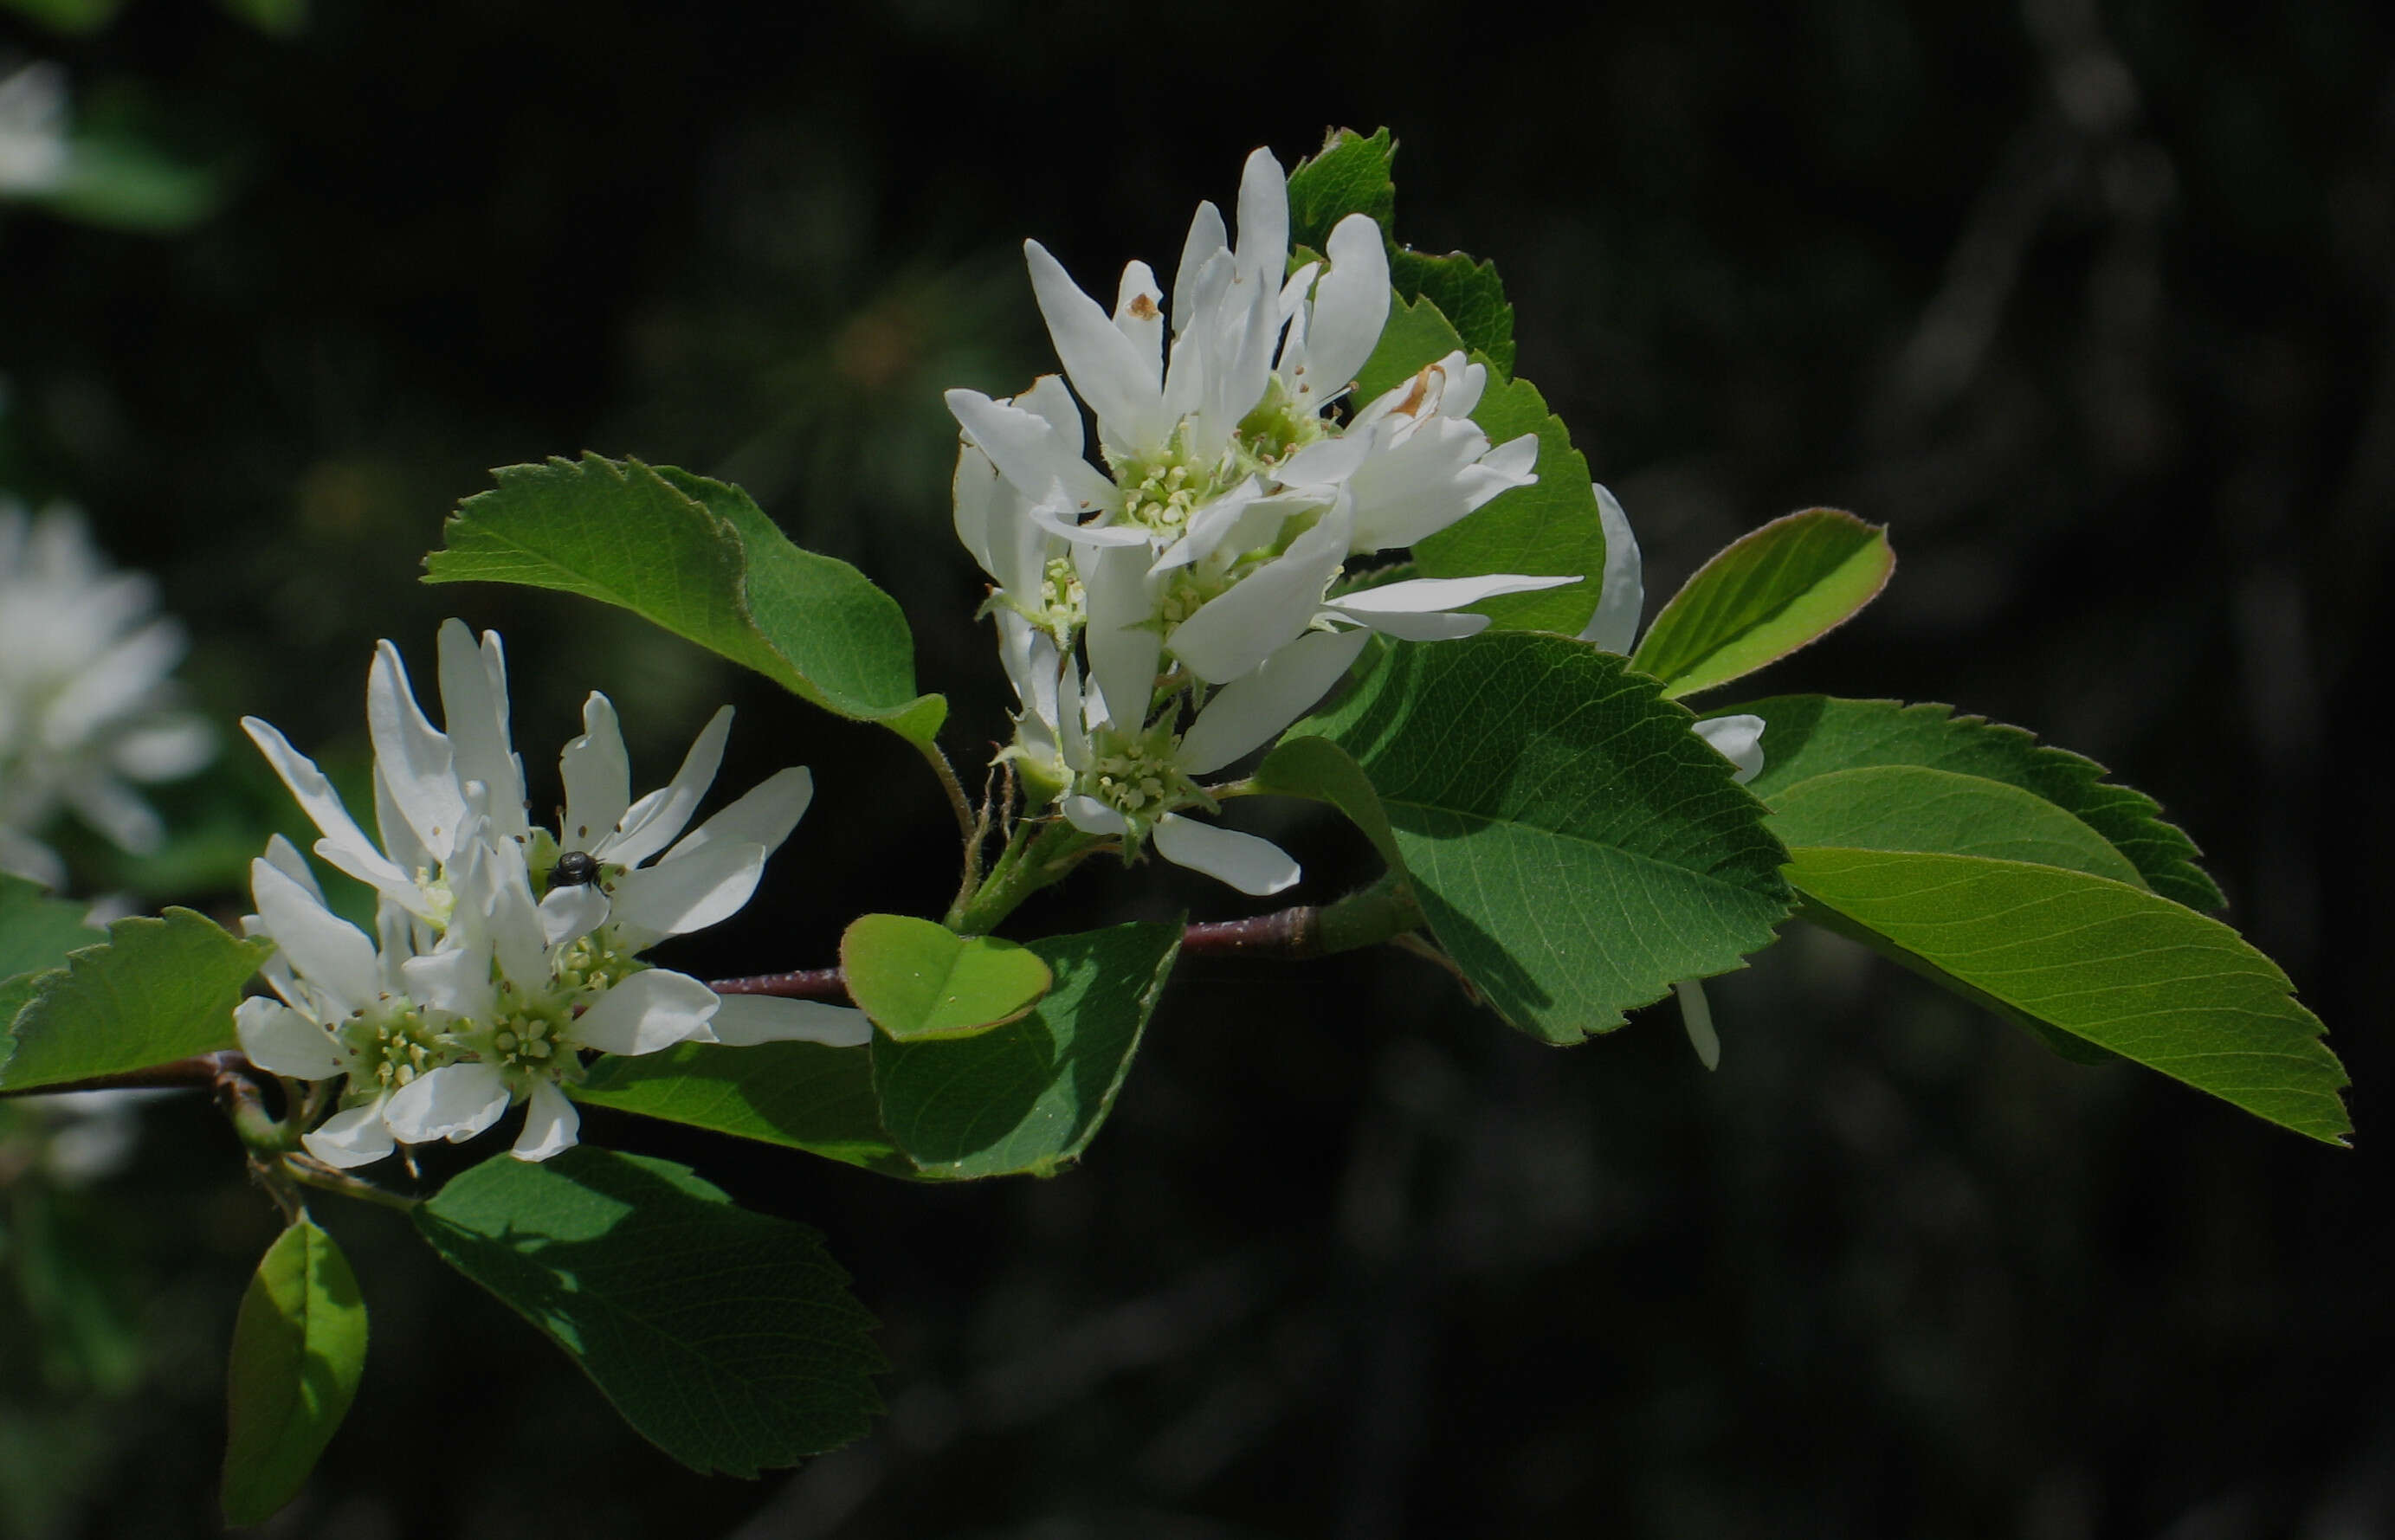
(1080, 544), (1163, 730)
(366, 639), (463, 861)
(1172, 200), (1230, 337)
(945, 389), (1118, 516)
(484, 844), (551, 992)
(371, 764), (434, 889)
(1579, 483), (1647, 653)
(1062, 796), (1129, 836)
(560, 693), (631, 849)
(1015, 373), (1086, 454)
(704, 995), (873, 1048)
(603, 706), (732, 866)
(1165, 507), (1352, 683)
(1275, 433), (1375, 492)
(1300, 214), (1391, 397)
(302, 1102), (397, 1169)
(1025, 240), (1171, 453)
(1693, 715), (1766, 784)
(250, 859), (382, 1017)
(1675, 978), (1722, 1071)
(1176, 629), (1370, 775)
(663, 766), (812, 863)
(1327, 573), (1580, 618)
(952, 440), (1002, 578)
(236, 997), (349, 1080)
(1113, 259), (1165, 385)
(606, 840), (767, 943)
(571, 969), (720, 1057)
(436, 621), (528, 841)
(384, 1061), (513, 1144)
(260, 833), (323, 903)
(242, 717), (415, 895)
(1152, 813), (1301, 896)
(401, 944), (496, 1024)
(511, 1080), (580, 1162)
(1232, 148), (1289, 293)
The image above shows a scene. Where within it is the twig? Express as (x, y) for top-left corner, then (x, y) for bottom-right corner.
(707, 967), (853, 1001)
(1179, 907), (1322, 959)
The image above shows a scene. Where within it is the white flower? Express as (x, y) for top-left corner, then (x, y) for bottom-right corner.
(0, 502), (214, 886)
(0, 62), (69, 196)
(239, 623), (870, 1164)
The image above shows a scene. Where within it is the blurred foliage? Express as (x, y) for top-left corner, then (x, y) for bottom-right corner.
(2, 0), (2390, 1536)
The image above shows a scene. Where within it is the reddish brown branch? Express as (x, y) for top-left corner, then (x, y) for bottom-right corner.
(1178, 906), (1323, 959)
(707, 966), (852, 1001)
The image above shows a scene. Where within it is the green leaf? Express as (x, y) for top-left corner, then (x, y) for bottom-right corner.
(221, 1219), (368, 1527)
(415, 1147), (883, 1474)
(1265, 633), (1794, 1042)
(0, 874), (102, 982)
(573, 1040), (916, 1178)
(1730, 695), (2224, 909)
(1352, 295), (1608, 636)
(1631, 509), (1895, 698)
(1287, 126), (1516, 372)
(872, 921), (1181, 1178)
(424, 454), (946, 746)
(1763, 766), (2146, 885)
(839, 914), (1053, 1042)
(1786, 849), (2348, 1144)
(0, 908), (270, 1092)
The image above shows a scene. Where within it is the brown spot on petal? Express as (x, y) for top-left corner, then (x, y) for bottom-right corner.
(1394, 365), (1434, 419)
(1128, 293), (1160, 321)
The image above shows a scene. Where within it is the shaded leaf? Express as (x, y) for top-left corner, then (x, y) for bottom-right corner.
(573, 1040), (915, 1178)
(1631, 509), (1894, 698)
(221, 1219), (367, 1526)
(840, 913), (1051, 1042)
(872, 922), (1181, 1178)
(1730, 695), (2224, 909)
(0, 908), (269, 1091)
(424, 454), (945, 745)
(1265, 633), (1793, 1042)
(1787, 849), (2347, 1144)
(415, 1147), (883, 1475)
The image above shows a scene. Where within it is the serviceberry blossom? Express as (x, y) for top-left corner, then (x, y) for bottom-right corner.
(236, 622), (867, 1165)
(952, 147), (1581, 892)
(0, 502), (214, 886)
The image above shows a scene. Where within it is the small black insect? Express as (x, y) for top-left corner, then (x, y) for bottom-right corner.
(549, 850), (601, 888)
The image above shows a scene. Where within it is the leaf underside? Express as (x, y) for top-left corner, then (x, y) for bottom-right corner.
(1632, 507), (1894, 699)
(221, 1219), (368, 1527)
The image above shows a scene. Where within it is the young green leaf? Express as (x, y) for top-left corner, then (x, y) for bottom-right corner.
(873, 921), (1181, 1179)
(0, 873), (101, 982)
(1286, 126), (1516, 372)
(221, 1219), (368, 1527)
(1787, 849), (2348, 1145)
(1763, 765), (2145, 885)
(1352, 295), (1608, 636)
(0, 908), (269, 1091)
(1728, 695), (2224, 909)
(572, 1040), (914, 1176)
(414, 1148), (884, 1475)
(840, 913), (1052, 1042)
(423, 454), (946, 746)
(1264, 634), (1794, 1043)
(1630, 509), (1894, 699)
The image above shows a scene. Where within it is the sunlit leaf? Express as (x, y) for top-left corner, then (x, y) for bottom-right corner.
(840, 913), (1051, 1042)
(1631, 509), (1893, 699)
(0, 909), (268, 1091)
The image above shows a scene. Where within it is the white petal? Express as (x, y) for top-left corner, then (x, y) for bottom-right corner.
(603, 706), (732, 865)
(38, 618), (184, 749)
(109, 715), (214, 782)
(1578, 483), (1647, 653)
(1165, 506), (1352, 683)
(1152, 813), (1300, 895)
(606, 839), (767, 946)
(371, 764), (434, 888)
(1025, 240), (1171, 454)
(1015, 372), (1086, 452)
(384, 1061), (513, 1144)
(1674, 978), (1721, 1071)
(662, 765), (812, 863)
(539, 880), (610, 950)
(236, 997), (349, 1080)
(703, 995), (873, 1048)
(1062, 796), (1129, 836)
(952, 440), (1003, 578)
(259, 833), (323, 903)
(571, 968), (720, 1056)
(241, 717), (416, 898)
(1326, 574), (1581, 641)
(1232, 147), (1289, 294)
(511, 1080), (580, 1161)
(484, 843), (552, 992)
(1172, 200), (1230, 337)
(945, 389), (1118, 516)
(1176, 629), (1370, 775)
(401, 944), (496, 1024)
(250, 858), (382, 1017)
(1299, 214), (1391, 398)
(1113, 259), (1165, 386)
(1693, 715), (1766, 784)
(366, 639), (463, 862)
(1080, 544), (1163, 730)
(436, 621), (528, 842)
(302, 1101), (397, 1169)
(1275, 433), (1375, 492)
(560, 693), (631, 849)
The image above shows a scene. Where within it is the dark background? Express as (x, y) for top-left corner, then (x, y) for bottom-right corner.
(3, 1), (2390, 1535)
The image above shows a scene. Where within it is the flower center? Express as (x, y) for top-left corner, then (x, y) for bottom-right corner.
(343, 1005), (451, 1091)
(1085, 724), (1197, 822)
(489, 1010), (565, 1073)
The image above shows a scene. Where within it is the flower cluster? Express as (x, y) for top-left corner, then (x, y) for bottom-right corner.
(236, 621), (866, 1166)
(948, 149), (1578, 893)
(0, 502), (214, 887)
